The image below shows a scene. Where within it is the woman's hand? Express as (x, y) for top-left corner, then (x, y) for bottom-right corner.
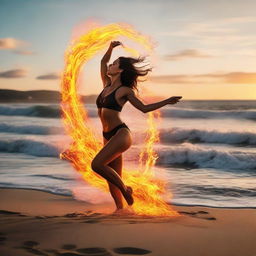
(110, 41), (123, 49)
(167, 96), (182, 105)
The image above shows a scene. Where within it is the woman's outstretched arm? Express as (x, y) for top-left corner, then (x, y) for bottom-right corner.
(144, 97), (181, 112)
(126, 88), (181, 113)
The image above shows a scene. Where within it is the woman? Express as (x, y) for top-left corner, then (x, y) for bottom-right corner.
(91, 41), (181, 213)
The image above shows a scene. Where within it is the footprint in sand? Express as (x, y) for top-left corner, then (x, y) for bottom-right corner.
(205, 217), (216, 220)
(23, 240), (39, 248)
(178, 211), (216, 220)
(0, 209), (27, 217)
(113, 247), (152, 255)
(0, 235), (7, 245)
(55, 247), (112, 256)
(0, 236), (7, 242)
(197, 211), (209, 214)
(0, 210), (21, 215)
(35, 216), (48, 219)
(178, 210), (209, 215)
(61, 244), (77, 250)
(196, 211), (216, 220)
(57, 252), (83, 256)
(24, 248), (48, 255)
(76, 247), (112, 255)
(20, 241), (49, 256)
(82, 219), (100, 223)
(178, 211), (197, 215)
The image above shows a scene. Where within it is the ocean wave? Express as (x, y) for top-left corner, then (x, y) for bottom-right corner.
(31, 174), (72, 181)
(0, 185), (72, 197)
(0, 139), (60, 157)
(156, 143), (256, 170)
(162, 108), (256, 120)
(180, 184), (256, 197)
(159, 128), (256, 146)
(0, 105), (60, 118)
(1, 138), (256, 171)
(1, 104), (256, 121)
(0, 123), (62, 135)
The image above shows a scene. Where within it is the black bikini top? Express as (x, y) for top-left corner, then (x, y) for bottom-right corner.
(96, 84), (123, 112)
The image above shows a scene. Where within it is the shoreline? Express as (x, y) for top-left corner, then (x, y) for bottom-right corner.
(1, 186), (255, 210)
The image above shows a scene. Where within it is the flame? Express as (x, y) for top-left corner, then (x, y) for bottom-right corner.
(60, 22), (179, 217)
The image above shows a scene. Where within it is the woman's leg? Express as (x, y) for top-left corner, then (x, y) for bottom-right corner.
(108, 160), (124, 209)
(91, 128), (133, 205)
(103, 137), (123, 209)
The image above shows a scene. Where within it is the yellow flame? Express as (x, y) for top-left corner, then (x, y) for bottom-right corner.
(60, 22), (179, 217)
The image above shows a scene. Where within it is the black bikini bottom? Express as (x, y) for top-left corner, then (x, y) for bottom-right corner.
(102, 123), (130, 141)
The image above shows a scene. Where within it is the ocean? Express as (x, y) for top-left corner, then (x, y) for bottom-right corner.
(0, 100), (255, 208)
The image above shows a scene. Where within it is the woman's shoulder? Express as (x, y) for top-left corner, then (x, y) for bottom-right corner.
(120, 86), (134, 93)
(120, 86), (136, 98)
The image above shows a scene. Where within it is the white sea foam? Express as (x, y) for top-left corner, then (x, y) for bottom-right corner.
(0, 123), (62, 135)
(0, 139), (60, 157)
(156, 143), (256, 170)
(159, 127), (256, 145)
(1, 138), (255, 171)
(161, 108), (256, 120)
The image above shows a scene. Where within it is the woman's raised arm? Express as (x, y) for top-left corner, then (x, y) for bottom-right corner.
(100, 41), (122, 87)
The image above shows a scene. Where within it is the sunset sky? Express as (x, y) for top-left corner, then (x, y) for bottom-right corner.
(0, 0), (256, 99)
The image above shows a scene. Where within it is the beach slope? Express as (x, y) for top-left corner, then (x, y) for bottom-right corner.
(0, 188), (255, 256)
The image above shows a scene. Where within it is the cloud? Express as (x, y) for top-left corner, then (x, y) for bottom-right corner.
(36, 72), (60, 80)
(216, 16), (256, 25)
(150, 72), (256, 84)
(0, 38), (34, 55)
(160, 16), (256, 46)
(0, 69), (28, 78)
(12, 50), (36, 55)
(207, 72), (256, 84)
(0, 38), (26, 49)
(164, 49), (213, 61)
(150, 74), (198, 84)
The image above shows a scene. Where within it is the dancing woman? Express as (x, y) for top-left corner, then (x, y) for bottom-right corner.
(91, 41), (181, 213)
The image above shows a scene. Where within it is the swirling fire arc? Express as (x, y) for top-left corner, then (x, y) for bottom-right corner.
(60, 23), (179, 217)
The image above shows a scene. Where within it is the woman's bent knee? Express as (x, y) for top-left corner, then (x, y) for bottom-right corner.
(91, 160), (101, 173)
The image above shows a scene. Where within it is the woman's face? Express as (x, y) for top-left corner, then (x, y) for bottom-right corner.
(107, 58), (123, 76)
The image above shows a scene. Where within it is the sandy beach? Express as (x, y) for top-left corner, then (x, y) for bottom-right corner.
(0, 188), (255, 256)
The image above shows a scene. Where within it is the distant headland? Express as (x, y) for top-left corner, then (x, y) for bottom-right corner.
(0, 89), (97, 103)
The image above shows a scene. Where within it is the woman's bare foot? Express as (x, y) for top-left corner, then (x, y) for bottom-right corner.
(112, 208), (135, 215)
(123, 186), (134, 206)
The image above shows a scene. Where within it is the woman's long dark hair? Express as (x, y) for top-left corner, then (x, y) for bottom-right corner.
(118, 56), (152, 93)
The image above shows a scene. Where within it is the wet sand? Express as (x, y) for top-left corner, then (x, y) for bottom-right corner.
(0, 188), (255, 256)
